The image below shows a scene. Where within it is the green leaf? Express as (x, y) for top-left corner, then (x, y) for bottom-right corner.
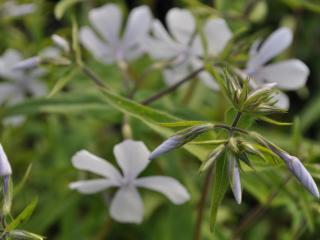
(258, 116), (292, 126)
(48, 68), (78, 97)
(6, 197), (38, 232)
(14, 164), (32, 196)
(210, 152), (229, 230)
(299, 94), (320, 132)
(54, 0), (83, 19)
(3, 94), (109, 116)
(100, 88), (210, 161)
(160, 121), (210, 128)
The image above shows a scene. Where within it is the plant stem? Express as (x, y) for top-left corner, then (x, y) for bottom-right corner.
(80, 64), (109, 89)
(193, 111), (242, 240)
(141, 67), (204, 105)
(193, 167), (214, 240)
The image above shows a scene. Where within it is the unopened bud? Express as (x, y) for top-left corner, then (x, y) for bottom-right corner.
(149, 124), (214, 160)
(0, 144), (12, 177)
(228, 154), (242, 204)
(13, 56), (40, 70)
(52, 34), (70, 53)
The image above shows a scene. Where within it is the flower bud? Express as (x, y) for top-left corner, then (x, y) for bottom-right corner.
(228, 154), (242, 204)
(0, 144), (12, 177)
(279, 151), (319, 198)
(199, 144), (225, 172)
(149, 124), (214, 160)
(52, 34), (70, 53)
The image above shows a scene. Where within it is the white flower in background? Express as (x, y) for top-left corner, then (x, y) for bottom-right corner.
(80, 4), (152, 64)
(70, 140), (190, 224)
(146, 8), (232, 89)
(14, 34), (70, 71)
(0, 49), (47, 126)
(1, 0), (35, 18)
(245, 27), (309, 109)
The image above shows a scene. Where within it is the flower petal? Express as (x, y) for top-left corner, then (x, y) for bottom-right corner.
(191, 58), (218, 90)
(28, 79), (47, 97)
(0, 83), (16, 104)
(113, 140), (150, 181)
(166, 8), (195, 45)
(79, 27), (113, 64)
(110, 186), (144, 223)
(252, 27), (292, 67)
(69, 179), (116, 194)
(203, 18), (232, 56)
(71, 150), (122, 181)
(259, 59), (309, 90)
(135, 176), (190, 204)
(272, 91), (289, 110)
(0, 49), (22, 80)
(123, 6), (152, 48)
(163, 64), (190, 86)
(88, 4), (122, 45)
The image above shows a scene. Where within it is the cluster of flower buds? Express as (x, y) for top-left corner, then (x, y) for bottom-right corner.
(213, 68), (285, 115)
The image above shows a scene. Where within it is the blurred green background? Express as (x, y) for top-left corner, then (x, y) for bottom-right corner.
(1, 0), (320, 239)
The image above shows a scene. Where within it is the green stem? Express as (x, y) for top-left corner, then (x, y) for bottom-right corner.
(193, 111), (242, 240)
(140, 67), (204, 105)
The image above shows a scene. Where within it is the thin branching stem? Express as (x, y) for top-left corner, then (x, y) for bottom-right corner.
(141, 67), (204, 105)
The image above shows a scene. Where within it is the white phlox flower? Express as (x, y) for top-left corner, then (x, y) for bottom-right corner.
(14, 35), (70, 71)
(69, 140), (190, 224)
(245, 27), (310, 109)
(0, 49), (47, 126)
(146, 8), (232, 89)
(1, 0), (36, 18)
(79, 3), (152, 64)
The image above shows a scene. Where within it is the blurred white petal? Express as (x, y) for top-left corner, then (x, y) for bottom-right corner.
(79, 27), (113, 64)
(191, 58), (218, 90)
(251, 27), (292, 67)
(123, 6), (152, 48)
(110, 186), (144, 224)
(89, 4), (121, 45)
(271, 91), (289, 110)
(113, 140), (150, 181)
(135, 176), (190, 204)
(259, 59), (309, 90)
(3, 115), (25, 127)
(27, 79), (47, 97)
(203, 18), (232, 56)
(163, 64), (190, 86)
(166, 8), (195, 45)
(0, 83), (16, 104)
(69, 179), (116, 194)
(71, 150), (122, 181)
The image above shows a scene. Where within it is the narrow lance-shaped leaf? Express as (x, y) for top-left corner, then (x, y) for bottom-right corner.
(5, 197), (38, 232)
(200, 145), (225, 172)
(210, 151), (229, 231)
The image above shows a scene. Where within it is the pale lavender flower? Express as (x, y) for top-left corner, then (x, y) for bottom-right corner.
(146, 8), (232, 88)
(79, 4), (152, 64)
(245, 27), (309, 109)
(70, 140), (190, 224)
(0, 49), (47, 126)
